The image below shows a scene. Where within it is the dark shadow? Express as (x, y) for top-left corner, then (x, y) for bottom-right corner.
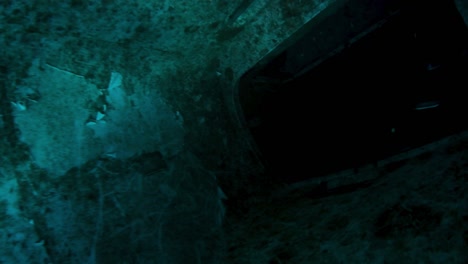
(238, 0), (468, 183)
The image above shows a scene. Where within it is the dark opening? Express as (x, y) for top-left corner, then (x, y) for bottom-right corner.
(238, 0), (468, 183)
